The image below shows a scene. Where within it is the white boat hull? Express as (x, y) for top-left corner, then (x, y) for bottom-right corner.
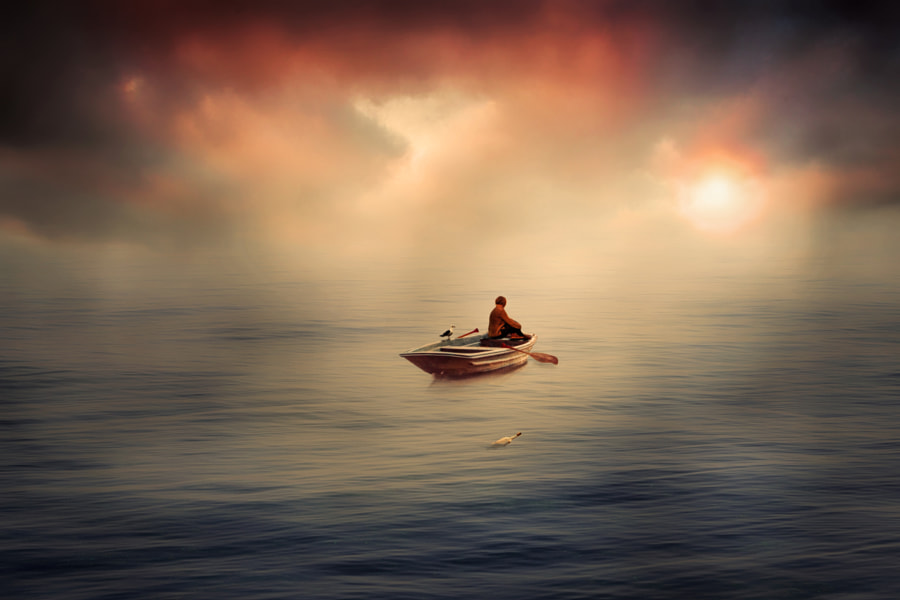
(400, 334), (538, 377)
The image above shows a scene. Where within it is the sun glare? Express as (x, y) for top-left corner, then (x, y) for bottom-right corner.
(678, 171), (764, 234)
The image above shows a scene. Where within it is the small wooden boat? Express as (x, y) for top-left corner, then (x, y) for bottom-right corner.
(400, 334), (538, 377)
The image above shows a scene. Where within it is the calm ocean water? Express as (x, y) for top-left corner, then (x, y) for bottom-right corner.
(3, 251), (900, 599)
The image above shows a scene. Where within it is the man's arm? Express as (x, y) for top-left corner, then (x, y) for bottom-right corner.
(501, 308), (521, 329)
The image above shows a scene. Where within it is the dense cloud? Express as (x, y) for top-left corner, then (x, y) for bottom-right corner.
(2, 1), (899, 252)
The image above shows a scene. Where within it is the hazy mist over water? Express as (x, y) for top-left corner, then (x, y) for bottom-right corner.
(3, 231), (900, 599)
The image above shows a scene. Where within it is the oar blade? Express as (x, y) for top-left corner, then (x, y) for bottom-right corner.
(501, 342), (558, 365)
(531, 352), (559, 365)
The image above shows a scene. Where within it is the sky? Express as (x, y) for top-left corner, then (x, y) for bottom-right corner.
(2, 0), (900, 277)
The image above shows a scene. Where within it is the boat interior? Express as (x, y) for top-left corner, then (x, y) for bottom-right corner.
(477, 334), (532, 347)
(439, 334), (533, 352)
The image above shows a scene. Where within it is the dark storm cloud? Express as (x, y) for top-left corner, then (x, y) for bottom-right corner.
(1, 3), (132, 149)
(5, 1), (898, 144)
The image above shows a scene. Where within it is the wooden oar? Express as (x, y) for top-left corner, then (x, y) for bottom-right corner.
(456, 328), (479, 338)
(502, 342), (559, 365)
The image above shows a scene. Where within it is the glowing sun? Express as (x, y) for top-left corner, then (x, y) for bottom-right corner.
(678, 172), (765, 234)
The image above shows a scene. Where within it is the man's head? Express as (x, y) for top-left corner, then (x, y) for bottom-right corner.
(495, 296), (507, 306)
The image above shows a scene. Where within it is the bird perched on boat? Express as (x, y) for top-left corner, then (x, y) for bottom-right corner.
(492, 432), (522, 446)
(440, 325), (455, 341)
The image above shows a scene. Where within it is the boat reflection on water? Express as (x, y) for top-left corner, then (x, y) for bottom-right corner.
(428, 361), (529, 384)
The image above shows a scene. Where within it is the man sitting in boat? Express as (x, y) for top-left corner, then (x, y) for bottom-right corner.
(488, 296), (527, 339)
